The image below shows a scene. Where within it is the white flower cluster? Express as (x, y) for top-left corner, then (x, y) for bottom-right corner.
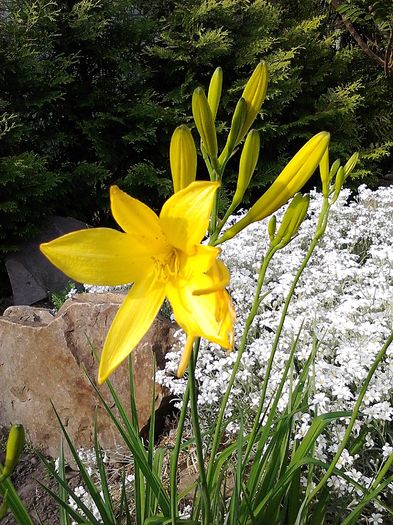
(156, 185), (393, 517)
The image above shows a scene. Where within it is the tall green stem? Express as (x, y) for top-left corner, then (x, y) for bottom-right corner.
(188, 338), (211, 524)
(244, 197), (330, 461)
(308, 331), (393, 502)
(169, 383), (190, 523)
(206, 247), (276, 485)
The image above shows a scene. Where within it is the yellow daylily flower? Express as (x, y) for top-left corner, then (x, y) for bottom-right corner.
(40, 181), (235, 383)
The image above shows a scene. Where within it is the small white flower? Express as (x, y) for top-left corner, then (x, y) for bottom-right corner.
(369, 512), (383, 525)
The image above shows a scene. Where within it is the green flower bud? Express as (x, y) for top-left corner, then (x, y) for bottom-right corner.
(231, 130), (260, 208)
(272, 193), (305, 247)
(268, 215), (277, 242)
(331, 166), (345, 204)
(223, 97), (247, 159)
(0, 425), (25, 482)
(207, 67), (223, 121)
(272, 193), (310, 247)
(329, 159), (341, 183)
(237, 62), (268, 143)
(343, 152), (359, 178)
(287, 194), (310, 241)
(170, 125), (197, 193)
(192, 87), (218, 160)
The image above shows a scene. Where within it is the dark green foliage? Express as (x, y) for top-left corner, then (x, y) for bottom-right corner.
(0, 153), (59, 252)
(0, 0), (392, 267)
(0, 0), (172, 261)
(143, 0), (393, 201)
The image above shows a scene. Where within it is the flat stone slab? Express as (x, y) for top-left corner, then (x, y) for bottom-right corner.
(0, 293), (177, 457)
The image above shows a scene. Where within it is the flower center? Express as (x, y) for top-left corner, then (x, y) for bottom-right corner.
(152, 248), (180, 282)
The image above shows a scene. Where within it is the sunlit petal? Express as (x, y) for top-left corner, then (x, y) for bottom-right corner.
(110, 186), (168, 254)
(167, 268), (235, 349)
(98, 275), (166, 384)
(40, 228), (152, 285)
(192, 260), (230, 295)
(178, 245), (220, 277)
(160, 181), (219, 253)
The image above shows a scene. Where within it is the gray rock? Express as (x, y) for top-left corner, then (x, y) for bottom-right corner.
(5, 216), (89, 306)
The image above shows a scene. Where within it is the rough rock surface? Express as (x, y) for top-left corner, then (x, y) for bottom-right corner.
(5, 216), (88, 305)
(0, 293), (178, 457)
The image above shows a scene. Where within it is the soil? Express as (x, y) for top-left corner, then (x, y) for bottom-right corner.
(1, 452), (65, 524)
(0, 428), (81, 524)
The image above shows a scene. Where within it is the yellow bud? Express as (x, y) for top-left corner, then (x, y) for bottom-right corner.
(219, 132), (329, 243)
(343, 152), (359, 178)
(192, 87), (218, 160)
(268, 215), (277, 242)
(231, 130), (260, 208)
(0, 425), (25, 481)
(319, 147), (329, 197)
(207, 67), (223, 121)
(224, 97), (247, 158)
(237, 61), (268, 143)
(170, 125), (197, 193)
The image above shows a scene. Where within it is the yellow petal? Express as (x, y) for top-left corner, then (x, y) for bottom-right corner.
(178, 245), (220, 277)
(166, 264), (235, 349)
(160, 181), (219, 253)
(40, 228), (152, 285)
(192, 260), (230, 295)
(98, 275), (166, 384)
(110, 186), (168, 254)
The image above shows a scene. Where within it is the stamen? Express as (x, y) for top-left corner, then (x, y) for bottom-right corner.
(152, 249), (179, 282)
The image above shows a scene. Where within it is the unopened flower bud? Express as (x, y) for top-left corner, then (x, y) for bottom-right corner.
(170, 125), (197, 193)
(329, 159), (341, 183)
(332, 166), (345, 204)
(192, 87), (218, 160)
(272, 193), (305, 247)
(267, 215), (277, 242)
(223, 97), (247, 159)
(237, 62), (268, 143)
(319, 148), (329, 197)
(218, 132), (329, 243)
(343, 152), (359, 178)
(230, 130), (260, 209)
(0, 425), (25, 482)
(208, 67), (223, 121)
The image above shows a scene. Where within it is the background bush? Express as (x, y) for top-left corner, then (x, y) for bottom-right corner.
(1, 0), (392, 294)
